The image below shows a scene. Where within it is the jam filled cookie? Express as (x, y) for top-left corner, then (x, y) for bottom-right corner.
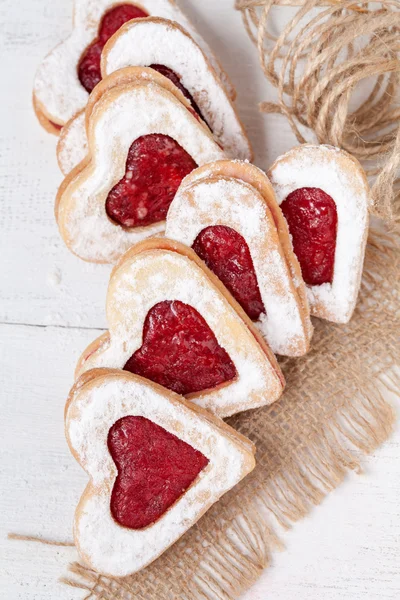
(33, 0), (235, 133)
(57, 66), (210, 175)
(166, 160), (313, 357)
(57, 19), (251, 172)
(76, 238), (285, 418)
(56, 79), (225, 263)
(66, 368), (255, 576)
(100, 18), (251, 160)
(268, 145), (370, 323)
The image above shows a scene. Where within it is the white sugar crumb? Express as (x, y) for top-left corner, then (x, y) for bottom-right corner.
(59, 85), (225, 263)
(46, 265), (62, 288)
(269, 145), (369, 323)
(68, 376), (251, 575)
(80, 249), (282, 417)
(34, 0), (234, 126)
(166, 175), (308, 356)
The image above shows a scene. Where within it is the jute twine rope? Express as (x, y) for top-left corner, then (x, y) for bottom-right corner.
(236, 0), (400, 225)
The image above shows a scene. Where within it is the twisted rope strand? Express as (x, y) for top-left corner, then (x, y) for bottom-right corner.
(236, 0), (400, 224)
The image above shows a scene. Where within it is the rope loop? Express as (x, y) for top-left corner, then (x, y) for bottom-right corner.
(236, 0), (400, 225)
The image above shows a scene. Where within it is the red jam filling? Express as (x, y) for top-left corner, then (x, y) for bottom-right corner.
(108, 416), (209, 529)
(149, 64), (207, 125)
(192, 226), (265, 321)
(106, 134), (197, 228)
(280, 187), (338, 286)
(124, 300), (237, 395)
(76, 5), (209, 129)
(78, 4), (149, 92)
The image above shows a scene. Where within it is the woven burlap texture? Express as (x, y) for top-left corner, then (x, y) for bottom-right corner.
(59, 226), (399, 600)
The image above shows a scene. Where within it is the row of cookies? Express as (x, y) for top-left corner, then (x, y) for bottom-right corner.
(34, 3), (252, 159)
(62, 144), (369, 576)
(34, 0), (370, 580)
(33, 0), (266, 578)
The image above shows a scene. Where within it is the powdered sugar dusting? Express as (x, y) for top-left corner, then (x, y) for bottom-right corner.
(58, 83), (225, 263)
(178, 161), (313, 342)
(57, 66), (198, 175)
(103, 19), (251, 160)
(33, 0), (235, 125)
(67, 373), (253, 576)
(269, 145), (370, 323)
(165, 176), (308, 356)
(78, 249), (283, 416)
(57, 111), (87, 175)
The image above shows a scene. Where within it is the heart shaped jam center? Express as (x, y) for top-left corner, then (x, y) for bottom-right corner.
(106, 134), (198, 228)
(123, 300), (237, 395)
(108, 416), (209, 529)
(280, 187), (338, 286)
(192, 226), (265, 321)
(78, 5), (149, 93)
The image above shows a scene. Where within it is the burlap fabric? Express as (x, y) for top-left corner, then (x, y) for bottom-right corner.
(57, 226), (398, 599)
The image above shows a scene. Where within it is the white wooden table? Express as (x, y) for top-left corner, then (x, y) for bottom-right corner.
(0, 1), (399, 598)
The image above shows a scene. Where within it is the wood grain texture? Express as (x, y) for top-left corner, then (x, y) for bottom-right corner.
(0, 0), (399, 598)
(0, 324), (99, 600)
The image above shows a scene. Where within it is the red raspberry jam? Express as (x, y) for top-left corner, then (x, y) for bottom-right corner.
(192, 226), (265, 321)
(78, 4), (149, 92)
(280, 187), (338, 286)
(108, 416), (209, 529)
(106, 134), (197, 228)
(76, 5), (210, 127)
(124, 300), (237, 395)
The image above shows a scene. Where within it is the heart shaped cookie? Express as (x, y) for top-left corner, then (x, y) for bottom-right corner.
(57, 66), (206, 175)
(56, 78), (225, 263)
(101, 17), (251, 160)
(66, 368), (255, 576)
(268, 145), (370, 323)
(57, 18), (251, 172)
(76, 238), (284, 417)
(165, 160), (313, 356)
(33, 0), (235, 133)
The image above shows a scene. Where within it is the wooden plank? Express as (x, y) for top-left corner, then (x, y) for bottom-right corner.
(0, 323), (103, 599)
